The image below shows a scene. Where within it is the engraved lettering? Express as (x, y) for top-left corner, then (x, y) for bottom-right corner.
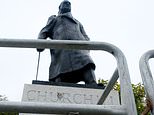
(37, 91), (47, 101)
(73, 94), (82, 104)
(27, 90), (36, 101)
(110, 96), (113, 104)
(84, 94), (93, 104)
(62, 93), (72, 103)
(49, 92), (58, 102)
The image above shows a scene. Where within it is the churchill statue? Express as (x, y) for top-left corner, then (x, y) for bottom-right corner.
(37, 0), (97, 86)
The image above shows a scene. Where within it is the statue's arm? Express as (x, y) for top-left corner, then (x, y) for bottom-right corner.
(79, 23), (90, 41)
(37, 15), (56, 52)
(38, 15), (56, 40)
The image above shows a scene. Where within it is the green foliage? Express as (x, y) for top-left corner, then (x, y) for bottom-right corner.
(0, 112), (18, 115)
(132, 83), (146, 114)
(98, 79), (120, 91)
(98, 79), (148, 115)
(0, 95), (18, 115)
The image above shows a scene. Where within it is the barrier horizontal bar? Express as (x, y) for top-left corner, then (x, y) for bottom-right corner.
(0, 38), (137, 115)
(0, 101), (127, 115)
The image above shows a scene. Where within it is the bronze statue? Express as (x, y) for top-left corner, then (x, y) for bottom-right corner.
(37, 0), (97, 85)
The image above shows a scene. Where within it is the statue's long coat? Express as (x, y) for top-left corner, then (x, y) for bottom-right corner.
(38, 13), (95, 80)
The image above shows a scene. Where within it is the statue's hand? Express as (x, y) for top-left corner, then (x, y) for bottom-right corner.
(36, 35), (47, 52)
(37, 48), (45, 52)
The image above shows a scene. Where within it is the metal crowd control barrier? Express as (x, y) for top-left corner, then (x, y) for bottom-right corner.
(0, 38), (137, 115)
(139, 50), (154, 114)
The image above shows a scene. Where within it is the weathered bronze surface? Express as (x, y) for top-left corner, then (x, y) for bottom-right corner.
(37, 0), (97, 85)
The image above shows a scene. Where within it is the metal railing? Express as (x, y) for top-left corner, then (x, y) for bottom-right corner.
(139, 50), (154, 114)
(0, 101), (126, 115)
(0, 38), (137, 115)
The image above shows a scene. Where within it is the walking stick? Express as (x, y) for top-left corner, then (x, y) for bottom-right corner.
(36, 52), (41, 81)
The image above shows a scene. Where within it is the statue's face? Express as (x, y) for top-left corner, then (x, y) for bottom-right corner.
(59, 1), (71, 14)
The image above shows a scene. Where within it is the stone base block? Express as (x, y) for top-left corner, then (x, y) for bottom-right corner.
(20, 83), (119, 115)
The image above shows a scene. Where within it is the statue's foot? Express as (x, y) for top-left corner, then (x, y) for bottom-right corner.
(85, 82), (105, 89)
(85, 81), (97, 86)
(97, 83), (105, 89)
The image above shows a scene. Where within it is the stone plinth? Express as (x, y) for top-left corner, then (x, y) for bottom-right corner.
(20, 82), (119, 115)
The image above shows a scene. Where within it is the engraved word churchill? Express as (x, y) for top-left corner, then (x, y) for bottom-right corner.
(22, 84), (120, 105)
(26, 90), (97, 104)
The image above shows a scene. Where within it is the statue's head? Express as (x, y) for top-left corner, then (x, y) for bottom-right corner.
(59, 0), (71, 14)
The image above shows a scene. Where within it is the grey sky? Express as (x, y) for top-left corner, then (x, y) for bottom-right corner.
(0, 0), (154, 101)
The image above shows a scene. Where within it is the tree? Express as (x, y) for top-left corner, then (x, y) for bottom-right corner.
(98, 79), (150, 115)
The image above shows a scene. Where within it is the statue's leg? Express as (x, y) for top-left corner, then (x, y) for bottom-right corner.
(49, 77), (61, 82)
(83, 66), (97, 85)
(50, 71), (82, 83)
(54, 77), (61, 82)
